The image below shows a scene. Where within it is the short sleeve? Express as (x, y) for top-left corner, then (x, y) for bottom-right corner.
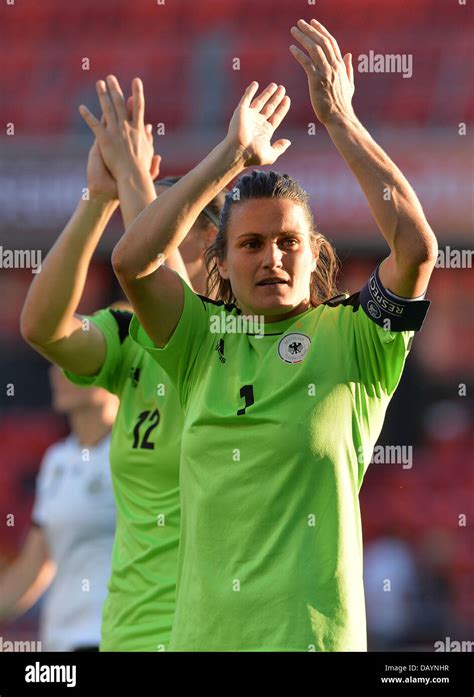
(348, 307), (414, 397)
(355, 264), (431, 392)
(129, 275), (211, 407)
(63, 308), (132, 395)
(329, 269), (431, 480)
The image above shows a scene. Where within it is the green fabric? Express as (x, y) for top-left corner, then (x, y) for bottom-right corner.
(130, 277), (413, 652)
(64, 308), (182, 651)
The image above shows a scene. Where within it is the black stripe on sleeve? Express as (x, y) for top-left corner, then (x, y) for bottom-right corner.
(108, 310), (133, 344)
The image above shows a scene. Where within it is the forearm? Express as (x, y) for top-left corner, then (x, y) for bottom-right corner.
(0, 529), (54, 622)
(113, 140), (245, 280)
(116, 168), (192, 286)
(117, 168), (156, 230)
(325, 114), (437, 263)
(0, 562), (53, 622)
(21, 195), (118, 345)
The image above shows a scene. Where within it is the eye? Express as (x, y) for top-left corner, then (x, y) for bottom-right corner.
(280, 238), (299, 249)
(242, 239), (261, 249)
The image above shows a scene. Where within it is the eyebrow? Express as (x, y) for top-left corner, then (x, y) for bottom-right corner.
(236, 230), (304, 240)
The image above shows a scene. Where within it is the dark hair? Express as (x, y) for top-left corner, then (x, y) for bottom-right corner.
(156, 176), (227, 230)
(204, 170), (340, 306)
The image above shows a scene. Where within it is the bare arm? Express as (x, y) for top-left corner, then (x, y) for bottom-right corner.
(291, 19), (438, 297)
(80, 75), (192, 286)
(21, 79), (159, 375)
(324, 114), (437, 296)
(0, 527), (56, 622)
(111, 82), (292, 347)
(20, 193), (117, 375)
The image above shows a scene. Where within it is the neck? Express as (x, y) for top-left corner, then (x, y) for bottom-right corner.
(190, 265), (210, 296)
(240, 298), (312, 323)
(268, 301), (312, 323)
(67, 403), (115, 448)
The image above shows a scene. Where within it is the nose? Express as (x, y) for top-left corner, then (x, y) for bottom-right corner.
(261, 240), (283, 270)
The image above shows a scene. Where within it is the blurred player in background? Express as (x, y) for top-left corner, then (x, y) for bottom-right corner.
(0, 366), (117, 651)
(112, 20), (437, 651)
(20, 76), (225, 650)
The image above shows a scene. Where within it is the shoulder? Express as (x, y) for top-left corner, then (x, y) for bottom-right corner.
(92, 308), (133, 345)
(36, 436), (73, 481)
(195, 293), (241, 315)
(41, 435), (73, 463)
(322, 265), (430, 333)
(322, 291), (360, 311)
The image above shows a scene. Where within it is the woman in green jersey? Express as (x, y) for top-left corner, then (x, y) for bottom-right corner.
(21, 76), (224, 650)
(113, 20), (438, 651)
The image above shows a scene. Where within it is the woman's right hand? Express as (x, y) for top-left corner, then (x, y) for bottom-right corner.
(225, 82), (292, 166)
(85, 97), (154, 200)
(79, 76), (161, 185)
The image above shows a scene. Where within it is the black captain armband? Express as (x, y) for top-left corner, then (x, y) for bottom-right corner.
(359, 265), (431, 332)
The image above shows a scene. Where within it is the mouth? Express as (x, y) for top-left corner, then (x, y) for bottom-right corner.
(256, 277), (290, 287)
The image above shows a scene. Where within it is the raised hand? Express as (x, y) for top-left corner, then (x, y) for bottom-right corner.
(79, 76), (161, 184)
(225, 82), (292, 166)
(290, 19), (355, 124)
(86, 137), (118, 200)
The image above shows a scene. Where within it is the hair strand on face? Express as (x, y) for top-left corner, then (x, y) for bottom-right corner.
(204, 171), (340, 306)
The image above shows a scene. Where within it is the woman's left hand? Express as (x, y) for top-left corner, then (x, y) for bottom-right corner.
(290, 19), (355, 125)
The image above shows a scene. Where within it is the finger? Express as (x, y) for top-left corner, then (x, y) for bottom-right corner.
(149, 154), (161, 181)
(250, 82), (279, 112)
(96, 80), (116, 124)
(260, 85), (287, 119)
(289, 44), (317, 79)
(267, 95), (291, 130)
(294, 20), (333, 66)
(127, 96), (134, 120)
(343, 52), (354, 84)
(78, 104), (102, 134)
(105, 74), (128, 122)
(290, 26), (331, 73)
(132, 77), (145, 127)
(145, 123), (153, 144)
(270, 138), (292, 160)
(238, 81), (260, 109)
(310, 19), (343, 63)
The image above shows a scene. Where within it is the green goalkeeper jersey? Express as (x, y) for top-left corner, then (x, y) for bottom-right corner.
(65, 308), (182, 651)
(129, 268), (429, 652)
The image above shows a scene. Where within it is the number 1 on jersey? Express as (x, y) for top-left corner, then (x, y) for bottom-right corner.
(237, 385), (254, 416)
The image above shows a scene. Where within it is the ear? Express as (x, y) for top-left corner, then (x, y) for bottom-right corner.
(216, 257), (229, 280)
(311, 249), (319, 273)
(202, 225), (217, 250)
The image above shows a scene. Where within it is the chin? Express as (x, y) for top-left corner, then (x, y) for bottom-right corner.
(245, 297), (295, 317)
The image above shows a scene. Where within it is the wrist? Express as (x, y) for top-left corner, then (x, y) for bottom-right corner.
(116, 166), (153, 189)
(217, 138), (250, 172)
(85, 192), (119, 209)
(323, 109), (359, 131)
